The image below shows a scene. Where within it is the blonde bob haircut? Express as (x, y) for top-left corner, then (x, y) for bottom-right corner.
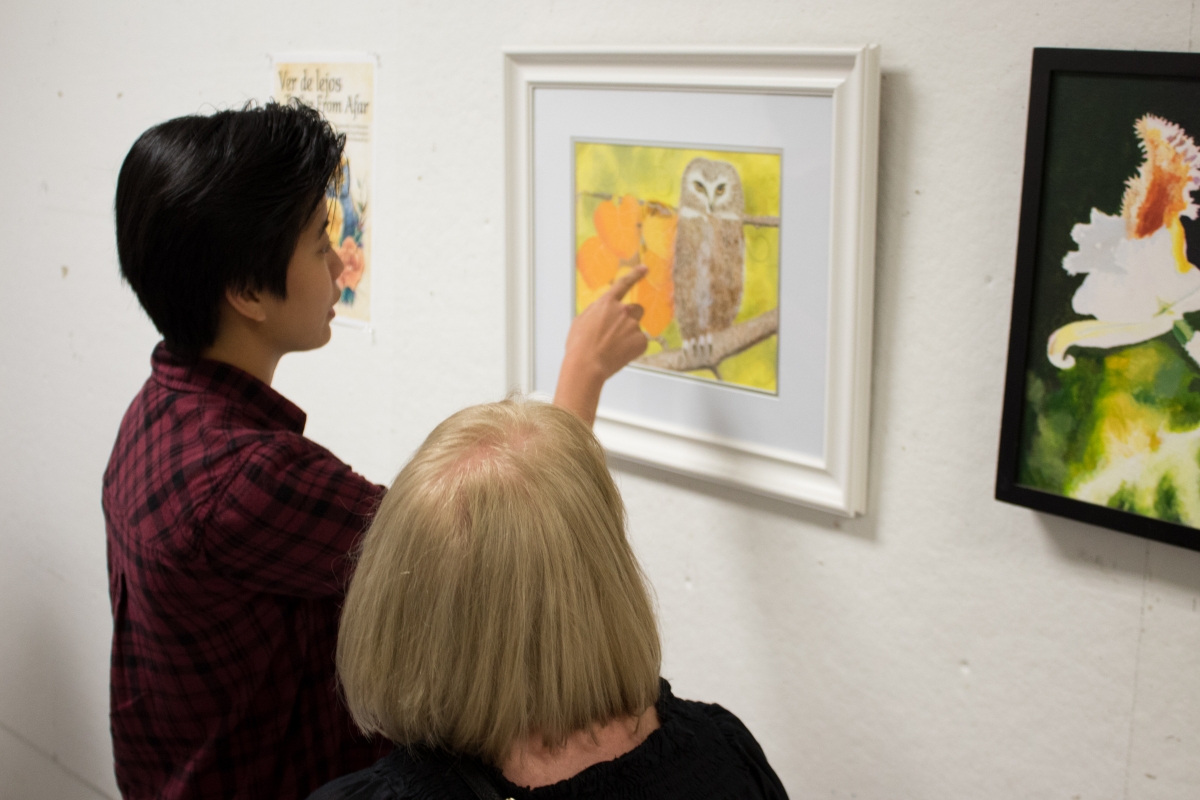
(337, 398), (661, 764)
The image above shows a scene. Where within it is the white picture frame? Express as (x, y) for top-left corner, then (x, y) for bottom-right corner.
(504, 47), (880, 516)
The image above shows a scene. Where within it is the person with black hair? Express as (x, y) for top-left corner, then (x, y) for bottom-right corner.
(102, 100), (647, 800)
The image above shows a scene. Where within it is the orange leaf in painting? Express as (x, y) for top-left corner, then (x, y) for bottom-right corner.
(641, 247), (673, 290)
(641, 209), (677, 262)
(632, 250), (674, 337)
(594, 194), (641, 260)
(635, 281), (674, 337)
(577, 236), (620, 289)
(578, 193), (677, 336)
(636, 214), (675, 337)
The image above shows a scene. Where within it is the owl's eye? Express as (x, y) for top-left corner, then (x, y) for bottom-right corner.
(693, 181), (705, 193)
(714, 184), (726, 197)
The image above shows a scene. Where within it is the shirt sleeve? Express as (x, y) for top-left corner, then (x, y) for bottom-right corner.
(704, 703), (791, 800)
(204, 433), (385, 598)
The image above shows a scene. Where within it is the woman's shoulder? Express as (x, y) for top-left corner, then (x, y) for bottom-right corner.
(654, 680), (790, 800)
(306, 747), (477, 800)
(485, 679), (788, 800)
(307, 682), (789, 800)
(663, 683), (766, 749)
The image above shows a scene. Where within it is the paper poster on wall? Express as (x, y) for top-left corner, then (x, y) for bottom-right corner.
(271, 54), (375, 325)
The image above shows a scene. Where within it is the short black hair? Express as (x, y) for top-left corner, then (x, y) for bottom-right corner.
(115, 100), (345, 359)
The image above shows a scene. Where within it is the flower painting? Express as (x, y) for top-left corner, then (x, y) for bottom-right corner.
(1046, 116), (1200, 373)
(326, 155), (368, 307)
(273, 57), (374, 322)
(1004, 55), (1200, 546)
(574, 141), (781, 394)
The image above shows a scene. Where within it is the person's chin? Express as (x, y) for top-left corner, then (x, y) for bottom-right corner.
(302, 321), (334, 351)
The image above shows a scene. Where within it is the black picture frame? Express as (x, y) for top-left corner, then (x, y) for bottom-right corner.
(997, 47), (1200, 552)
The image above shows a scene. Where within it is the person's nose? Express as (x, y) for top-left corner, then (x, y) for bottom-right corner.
(328, 246), (345, 282)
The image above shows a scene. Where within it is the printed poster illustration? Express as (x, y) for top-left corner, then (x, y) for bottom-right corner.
(574, 140), (781, 393)
(272, 57), (374, 324)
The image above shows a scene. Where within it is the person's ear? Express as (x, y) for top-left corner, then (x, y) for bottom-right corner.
(224, 286), (270, 324)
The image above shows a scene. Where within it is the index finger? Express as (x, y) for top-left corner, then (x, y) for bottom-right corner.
(605, 265), (648, 302)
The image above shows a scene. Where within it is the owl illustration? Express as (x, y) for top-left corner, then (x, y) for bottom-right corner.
(672, 158), (745, 355)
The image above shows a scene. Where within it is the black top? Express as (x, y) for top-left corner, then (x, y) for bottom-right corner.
(308, 680), (788, 800)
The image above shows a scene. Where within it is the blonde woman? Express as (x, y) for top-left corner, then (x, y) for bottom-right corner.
(309, 400), (787, 800)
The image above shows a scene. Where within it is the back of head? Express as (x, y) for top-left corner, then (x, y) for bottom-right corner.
(115, 100), (345, 359)
(337, 399), (661, 764)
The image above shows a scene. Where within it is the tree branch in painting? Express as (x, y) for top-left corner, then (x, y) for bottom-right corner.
(636, 308), (779, 374)
(579, 191), (780, 228)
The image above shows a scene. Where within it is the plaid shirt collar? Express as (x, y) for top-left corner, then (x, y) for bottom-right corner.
(150, 342), (307, 434)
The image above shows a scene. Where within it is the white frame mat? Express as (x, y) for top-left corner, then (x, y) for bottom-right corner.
(505, 47), (880, 516)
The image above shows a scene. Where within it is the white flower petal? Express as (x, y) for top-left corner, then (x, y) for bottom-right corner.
(1068, 224), (1200, 322)
(1063, 210), (1126, 276)
(1047, 317), (1176, 368)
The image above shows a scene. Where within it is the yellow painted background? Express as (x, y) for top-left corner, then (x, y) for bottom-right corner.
(574, 141), (781, 393)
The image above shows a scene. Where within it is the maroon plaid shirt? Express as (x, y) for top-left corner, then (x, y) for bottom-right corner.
(102, 344), (389, 799)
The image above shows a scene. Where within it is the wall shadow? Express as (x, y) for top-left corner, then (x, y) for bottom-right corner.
(609, 454), (878, 543)
(1038, 508), (1200, 593)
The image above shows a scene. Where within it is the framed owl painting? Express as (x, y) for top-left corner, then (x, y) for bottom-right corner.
(505, 48), (881, 516)
(997, 48), (1200, 552)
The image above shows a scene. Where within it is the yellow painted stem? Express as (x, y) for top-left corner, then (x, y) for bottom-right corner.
(1170, 217), (1194, 273)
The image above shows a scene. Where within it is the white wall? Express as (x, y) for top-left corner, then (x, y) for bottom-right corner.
(2, 1), (1199, 798)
